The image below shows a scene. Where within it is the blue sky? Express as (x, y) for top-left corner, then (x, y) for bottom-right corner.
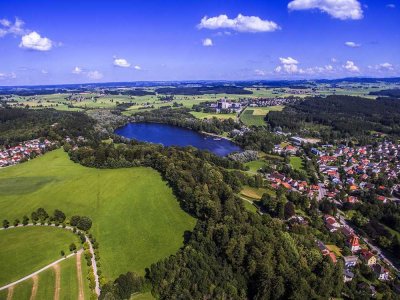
(0, 0), (399, 85)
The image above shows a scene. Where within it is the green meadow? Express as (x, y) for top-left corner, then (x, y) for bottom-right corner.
(240, 106), (284, 127)
(0, 226), (79, 286)
(0, 149), (195, 281)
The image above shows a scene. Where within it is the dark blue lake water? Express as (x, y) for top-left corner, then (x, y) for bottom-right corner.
(114, 123), (242, 156)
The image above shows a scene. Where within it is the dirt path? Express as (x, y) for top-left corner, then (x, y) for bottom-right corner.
(6, 286), (14, 300)
(76, 252), (84, 300)
(53, 264), (60, 300)
(29, 275), (38, 300)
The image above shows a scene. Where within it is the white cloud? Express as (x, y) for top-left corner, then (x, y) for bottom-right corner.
(254, 69), (266, 76)
(0, 17), (26, 37)
(113, 58), (131, 68)
(378, 62), (394, 70)
(134, 65), (141, 70)
(202, 38), (213, 47)
(345, 41), (361, 48)
(41, 70), (48, 74)
(198, 14), (280, 33)
(0, 19), (11, 27)
(279, 57), (299, 65)
(275, 57), (303, 74)
(19, 31), (53, 51)
(275, 57), (336, 75)
(369, 62), (395, 71)
(288, 0), (363, 20)
(0, 72), (16, 80)
(344, 60), (360, 72)
(87, 70), (103, 80)
(72, 66), (83, 74)
(386, 4), (395, 8)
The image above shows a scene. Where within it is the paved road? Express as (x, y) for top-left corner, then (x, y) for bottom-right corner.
(337, 214), (400, 273)
(0, 224), (101, 296)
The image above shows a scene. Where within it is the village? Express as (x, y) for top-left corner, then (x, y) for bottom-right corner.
(0, 139), (56, 167)
(265, 138), (400, 292)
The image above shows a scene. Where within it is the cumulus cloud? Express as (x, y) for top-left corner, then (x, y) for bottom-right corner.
(254, 69), (266, 76)
(345, 41), (361, 48)
(202, 38), (213, 46)
(386, 4), (395, 8)
(134, 65), (142, 70)
(72, 66), (83, 74)
(275, 57), (304, 74)
(113, 58), (131, 68)
(19, 31), (53, 51)
(0, 17), (26, 37)
(275, 57), (336, 75)
(279, 57), (299, 65)
(0, 72), (16, 80)
(344, 60), (360, 72)
(369, 62), (395, 71)
(87, 70), (103, 80)
(288, 0), (363, 20)
(198, 14), (280, 33)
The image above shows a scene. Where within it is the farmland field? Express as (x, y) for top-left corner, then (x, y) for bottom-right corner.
(0, 226), (79, 286)
(0, 149), (195, 281)
(190, 111), (236, 120)
(240, 106), (284, 127)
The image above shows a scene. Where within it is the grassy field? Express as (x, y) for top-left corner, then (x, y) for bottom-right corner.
(59, 256), (80, 300)
(240, 106), (284, 127)
(244, 160), (266, 173)
(190, 111), (236, 120)
(0, 226), (79, 286)
(35, 266), (56, 300)
(10, 279), (33, 300)
(289, 156), (304, 171)
(241, 199), (259, 213)
(240, 186), (267, 200)
(0, 149), (195, 281)
(326, 245), (342, 257)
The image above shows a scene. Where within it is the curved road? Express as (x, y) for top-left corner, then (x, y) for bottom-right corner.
(0, 224), (100, 297)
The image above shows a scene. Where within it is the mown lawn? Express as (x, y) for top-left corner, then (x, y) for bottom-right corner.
(240, 106), (284, 127)
(35, 266), (56, 300)
(0, 226), (79, 286)
(190, 111), (236, 120)
(0, 149), (195, 281)
(290, 156), (304, 171)
(59, 256), (80, 300)
(244, 160), (266, 173)
(10, 279), (32, 300)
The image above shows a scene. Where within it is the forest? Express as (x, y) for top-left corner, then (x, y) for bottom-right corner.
(370, 89), (400, 98)
(69, 142), (345, 300)
(155, 86), (253, 95)
(0, 108), (95, 145)
(267, 95), (400, 140)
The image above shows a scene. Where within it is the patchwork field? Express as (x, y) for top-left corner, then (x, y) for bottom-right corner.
(0, 254), (91, 300)
(190, 111), (237, 120)
(0, 226), (79, 286)
(240, 106), (284, 127)
(0, 149), (195, 281)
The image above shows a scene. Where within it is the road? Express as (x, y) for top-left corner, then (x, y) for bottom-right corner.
(337, 214), (400, 274)
(0, 223), (100, 296)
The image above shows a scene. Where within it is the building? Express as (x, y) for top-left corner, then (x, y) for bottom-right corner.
(372, 264), (389, 281)
(343, 256), (358, 268)
(347, 235), (361, 253)
(360, 250), (376, 266)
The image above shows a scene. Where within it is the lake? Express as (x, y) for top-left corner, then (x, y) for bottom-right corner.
(114, 123), (242, 156)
